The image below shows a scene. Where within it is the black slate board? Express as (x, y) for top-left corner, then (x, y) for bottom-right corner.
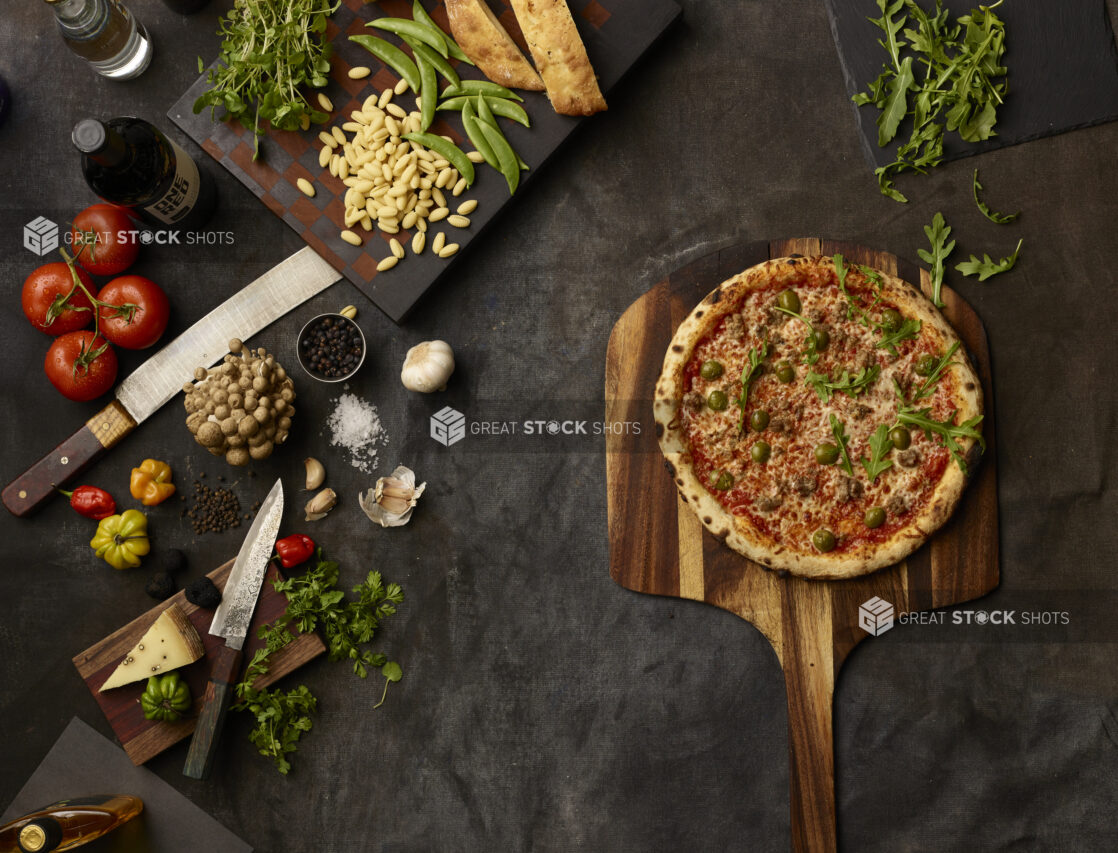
(168, 0), (681, 324)
(1, 718), (251, 853)
(824, 0), (1118, 168)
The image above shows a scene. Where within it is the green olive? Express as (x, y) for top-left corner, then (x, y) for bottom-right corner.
(713, 470), (734, 491)
(882, 308), (903, 331)
(775, 361), (796, 383)
(864, 507), (886, 529)
(751, 440), (771, 464)
(812, 328), (830, 351)
(814, 443), (840, 465)
(750, 410), (770, 432)
(812, 529), (837, 552)
(889, 426), (911, 450)
(777, 289), (801, 313)
(700, 360), (724, 380)
(707, 390), (728, 411)
(915, 353), (938, 376)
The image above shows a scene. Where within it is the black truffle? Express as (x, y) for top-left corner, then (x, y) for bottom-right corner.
(185, 577), (222, 609)
(144, 571), (176, 600)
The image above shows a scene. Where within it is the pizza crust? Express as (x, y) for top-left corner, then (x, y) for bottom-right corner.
(654, 255), (983, 580)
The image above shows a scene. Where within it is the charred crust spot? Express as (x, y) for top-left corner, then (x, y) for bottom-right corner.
(706, 289), (722, 305)
(671, 344), (683, 353)
(702, 516), (712, 525)
(662, 459), (674, 475)
(776, 569), (790, 579)
(676, 478), (684, 486)
(965, 382), (976, 391)
(695, 310), (704, 318)
(714, 528), (729, 539)
(655, 423), (664, 439)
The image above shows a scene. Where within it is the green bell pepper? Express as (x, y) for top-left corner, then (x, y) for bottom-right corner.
(140, 672), (192, 722)
(90, 509), (150, 570)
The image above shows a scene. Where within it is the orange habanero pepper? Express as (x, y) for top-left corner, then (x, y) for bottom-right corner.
(130, 458), (176, 506)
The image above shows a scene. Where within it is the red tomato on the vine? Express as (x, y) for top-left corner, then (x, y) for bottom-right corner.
(44, 331), (118, 402)
(21, 262), (95, 335)
(96, 276), (170, 350)
(71, 204), (139, 276)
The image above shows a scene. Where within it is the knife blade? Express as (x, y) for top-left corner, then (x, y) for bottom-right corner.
(183, 478), (283, 780)
(2, 247), (338, 517)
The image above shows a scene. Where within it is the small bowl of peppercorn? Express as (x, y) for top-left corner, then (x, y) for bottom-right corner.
(297, 313), (367, 383)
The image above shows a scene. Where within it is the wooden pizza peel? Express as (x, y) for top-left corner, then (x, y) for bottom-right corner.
(604, 238), (999, 852)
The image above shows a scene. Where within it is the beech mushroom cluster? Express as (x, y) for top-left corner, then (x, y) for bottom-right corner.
(182, 339), (296, 466)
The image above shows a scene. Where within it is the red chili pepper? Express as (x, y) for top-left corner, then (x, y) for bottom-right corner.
(275, 534), (316, 568)
(58, 485), (117, 520)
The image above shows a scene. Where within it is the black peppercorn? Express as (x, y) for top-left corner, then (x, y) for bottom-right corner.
(299, 315), (364, 379)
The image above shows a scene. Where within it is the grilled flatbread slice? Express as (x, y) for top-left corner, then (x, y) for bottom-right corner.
(508, 0), (607, 115)
(445, 0), (544, 91)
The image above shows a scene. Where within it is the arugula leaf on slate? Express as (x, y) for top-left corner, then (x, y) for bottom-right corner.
(955, 238), (1023, 281)
(972, 170), (1019, 223)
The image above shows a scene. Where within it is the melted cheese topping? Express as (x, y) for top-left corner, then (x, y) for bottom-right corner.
(680, 263), (959, 556)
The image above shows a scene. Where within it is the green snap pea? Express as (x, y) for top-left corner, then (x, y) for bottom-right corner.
(477, 120), (519, 194)
(402, 35), (460, 88)
(436, 95), (531, 128)
(367, 17), (449, 58)
(348, 36), (420, 93)
(415, 54), (437, 131)
(462, 102), (498, 169)
(442, 79), (523, 102)
(402, 132), (475, 186)
(410, 0), (474, 65)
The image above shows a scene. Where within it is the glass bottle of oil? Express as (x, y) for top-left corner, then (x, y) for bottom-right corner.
(0, 795), (142, 852)
(43, 0), (153, 80)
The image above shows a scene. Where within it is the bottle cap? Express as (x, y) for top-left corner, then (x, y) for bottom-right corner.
(18, 818), (62, 852)
(72, 119), (108, 154)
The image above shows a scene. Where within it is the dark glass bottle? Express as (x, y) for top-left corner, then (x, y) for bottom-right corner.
(0, 795), (142, 852)
(72, 117), (217, 230)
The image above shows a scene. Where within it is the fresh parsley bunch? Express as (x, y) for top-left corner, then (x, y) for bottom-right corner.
(854, 0), (1009, 202)
(194, 0), (340, 159)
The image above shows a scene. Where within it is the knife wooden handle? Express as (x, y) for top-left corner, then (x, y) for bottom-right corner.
(2, 400), (137, 518)
(184, 643), (244, 780)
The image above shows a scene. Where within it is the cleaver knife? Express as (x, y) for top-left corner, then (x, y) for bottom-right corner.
(2, 247), (339, 517)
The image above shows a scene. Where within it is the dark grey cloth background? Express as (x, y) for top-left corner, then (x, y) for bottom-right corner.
(1, 2), (1116, 852)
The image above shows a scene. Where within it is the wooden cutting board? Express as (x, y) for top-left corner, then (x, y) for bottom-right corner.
(167, 0), (681, 323)
(73, 559), (326, 766)
(605, 238), (999, 852)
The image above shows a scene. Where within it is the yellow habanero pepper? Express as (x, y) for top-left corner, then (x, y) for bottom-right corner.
(90, 509), (150, 570)
(130, 458), (176, 506)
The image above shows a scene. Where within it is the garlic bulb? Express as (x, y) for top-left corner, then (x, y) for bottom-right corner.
(305, 488), (337, 521)
(359, 465), (426, 527)
(401, 340), (454, 393)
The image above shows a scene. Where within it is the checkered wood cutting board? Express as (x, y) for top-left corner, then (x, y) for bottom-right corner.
(169, 0), (681, 323)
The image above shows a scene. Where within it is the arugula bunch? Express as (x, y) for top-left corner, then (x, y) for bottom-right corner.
(892, 378), (985, 471)
(855, 0), (1009, 202)
(233, 551), (404, 775)
(194, 0), (340, 159)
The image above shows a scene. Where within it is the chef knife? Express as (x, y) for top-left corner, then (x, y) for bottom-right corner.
(183, 477), (284, 780)
(2, 247), (339, 518)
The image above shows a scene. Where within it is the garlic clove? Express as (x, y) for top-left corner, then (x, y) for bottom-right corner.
(304, 487), (337, 521)
(304, 457), (326, 491)
(360, 465), (426, 527)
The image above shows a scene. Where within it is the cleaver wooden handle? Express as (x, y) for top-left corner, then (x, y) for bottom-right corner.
(1, 400), (137, 517)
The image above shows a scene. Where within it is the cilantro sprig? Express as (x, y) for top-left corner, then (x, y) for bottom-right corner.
(737, 342), (769, 432)
(918, 212), (955, 308)
(805, 364), (881, 403)
(233, 551), (404, 774)
(830, 414), (855, 477)
(955, 238), (1022, 280)
(972, 169), (1018, 224)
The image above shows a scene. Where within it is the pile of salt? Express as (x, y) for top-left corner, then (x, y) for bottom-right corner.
(326, 392), (386, 473)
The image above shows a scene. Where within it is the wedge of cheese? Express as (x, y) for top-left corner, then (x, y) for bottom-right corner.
(100, 604), (205, 691)
(446, 0), (544, 91)
(508, 0), (607, 115)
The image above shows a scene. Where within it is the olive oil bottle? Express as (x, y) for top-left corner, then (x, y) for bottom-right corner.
(0, 795), (142, 852)
(43, 0), (153, 80)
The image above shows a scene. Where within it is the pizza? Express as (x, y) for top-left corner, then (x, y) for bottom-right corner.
(654, 254), (984, 580)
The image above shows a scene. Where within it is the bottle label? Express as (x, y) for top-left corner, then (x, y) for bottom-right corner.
(142, 139), (201, 225)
